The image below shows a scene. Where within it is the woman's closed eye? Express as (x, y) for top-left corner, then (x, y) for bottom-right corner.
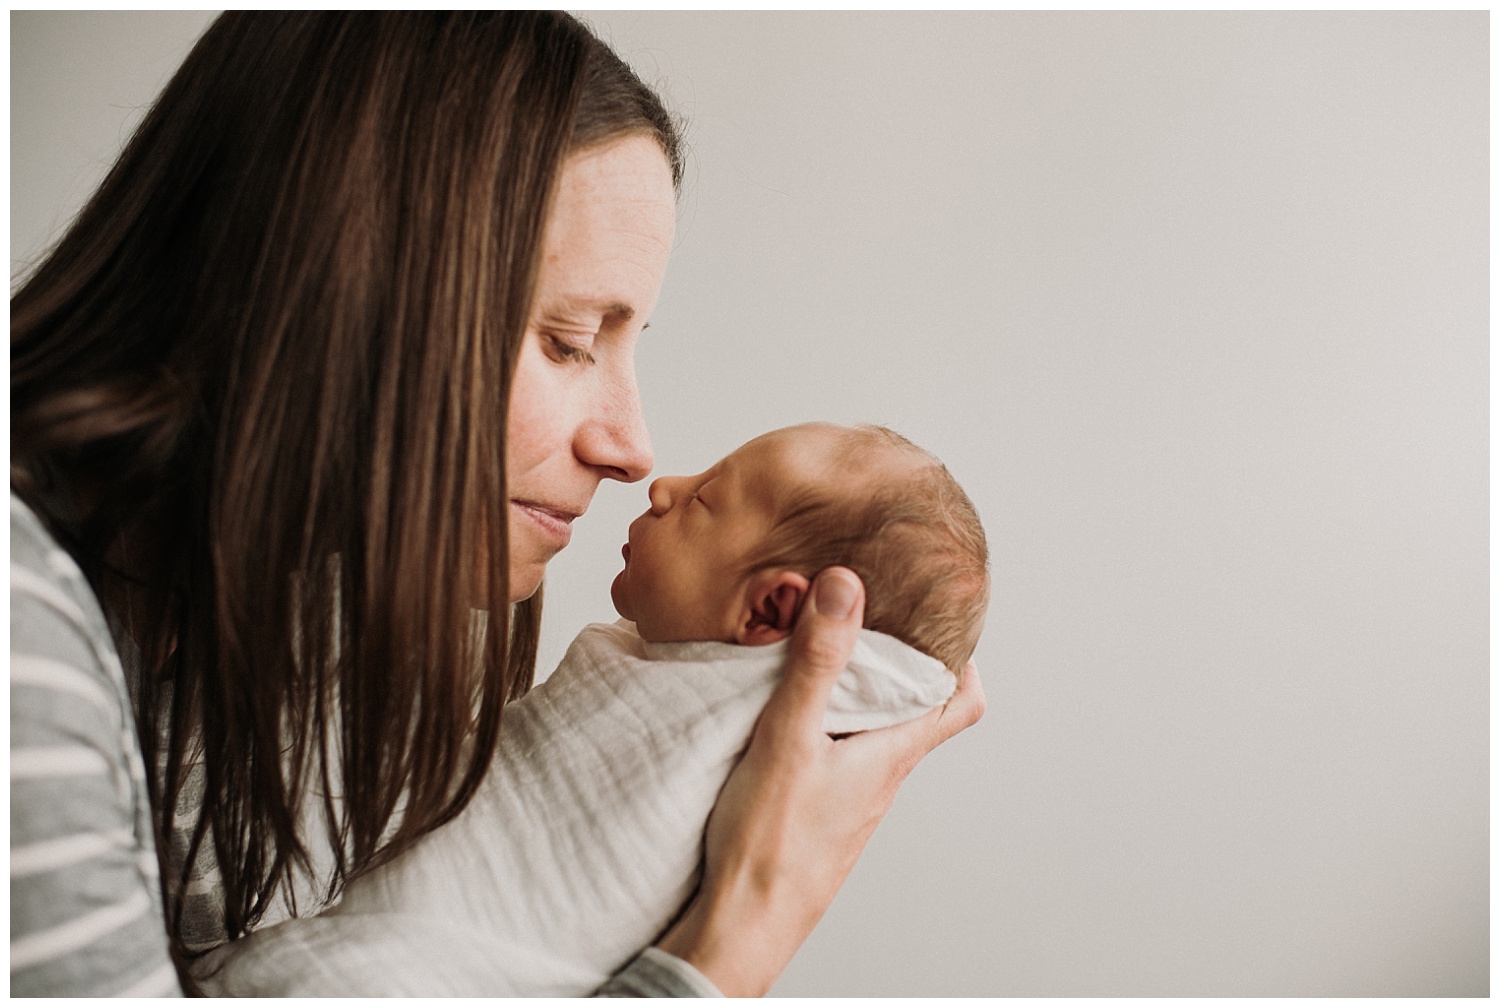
(545, 333), (597, 365)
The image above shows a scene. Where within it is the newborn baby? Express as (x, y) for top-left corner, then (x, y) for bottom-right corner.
(198, 422), (989, 996)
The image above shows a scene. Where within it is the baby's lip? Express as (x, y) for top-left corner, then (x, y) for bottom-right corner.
(621, 542), (631, 562)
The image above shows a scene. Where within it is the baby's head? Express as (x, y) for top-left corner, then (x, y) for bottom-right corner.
(611, 422), (988, 674)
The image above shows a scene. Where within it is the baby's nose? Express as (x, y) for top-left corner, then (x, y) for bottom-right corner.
(647, 477), (674, 515)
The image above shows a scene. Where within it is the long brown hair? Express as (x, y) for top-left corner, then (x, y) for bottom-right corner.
(11, 11), (680, 984)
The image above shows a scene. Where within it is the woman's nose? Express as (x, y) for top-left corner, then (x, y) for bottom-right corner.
(577, 370), (654, 483)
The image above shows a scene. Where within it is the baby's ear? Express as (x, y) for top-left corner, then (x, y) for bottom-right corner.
(736, 569), (812, 646)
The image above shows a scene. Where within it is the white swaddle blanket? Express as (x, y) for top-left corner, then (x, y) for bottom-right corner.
(197, 620), (955, 996)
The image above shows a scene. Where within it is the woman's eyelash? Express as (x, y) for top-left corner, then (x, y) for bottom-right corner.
(547, 336), (596, 364)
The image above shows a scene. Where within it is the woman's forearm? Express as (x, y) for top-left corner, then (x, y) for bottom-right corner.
(657, 868), (809, 997)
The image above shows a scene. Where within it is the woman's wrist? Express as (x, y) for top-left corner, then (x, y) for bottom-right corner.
(655, 875), (810, 998)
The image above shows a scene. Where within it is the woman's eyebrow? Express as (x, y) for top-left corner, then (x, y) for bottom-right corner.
(546, 295), (636, 323)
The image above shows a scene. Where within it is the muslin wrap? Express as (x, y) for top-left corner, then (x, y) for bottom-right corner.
(197, 620), (954, 996)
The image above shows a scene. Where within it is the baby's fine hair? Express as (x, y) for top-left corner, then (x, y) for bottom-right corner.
(745, 425), (989, 674)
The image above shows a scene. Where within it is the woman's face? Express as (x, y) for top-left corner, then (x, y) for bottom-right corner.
(506, 135), (676, 603)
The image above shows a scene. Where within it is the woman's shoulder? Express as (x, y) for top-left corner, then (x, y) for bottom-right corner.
(12, 491), (91, 601)
(10, 492), (120, 680)
(12, 490), (73, 578)
(10, 493), (181, 995)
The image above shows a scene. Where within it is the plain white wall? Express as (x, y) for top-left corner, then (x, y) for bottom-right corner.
(12, 12), (1487, 997)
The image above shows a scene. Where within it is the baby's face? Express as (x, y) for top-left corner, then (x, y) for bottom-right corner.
(611, 423), (845, 642)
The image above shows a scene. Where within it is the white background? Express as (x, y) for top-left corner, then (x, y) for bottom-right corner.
(12, 11), (1488, 996)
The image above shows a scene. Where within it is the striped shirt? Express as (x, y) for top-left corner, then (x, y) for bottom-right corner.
(10, 495), (181, 996)
(9, 495), (713, 997)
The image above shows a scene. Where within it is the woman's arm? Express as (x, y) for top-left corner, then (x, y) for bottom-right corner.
(655, 567), (986, 996)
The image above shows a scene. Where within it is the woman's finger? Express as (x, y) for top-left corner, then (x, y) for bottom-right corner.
(933, 660), (986, 745)
(847, 660), (986, 778)
(758, 567), (866, 742)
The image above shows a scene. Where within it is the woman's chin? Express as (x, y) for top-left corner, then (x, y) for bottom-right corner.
(508, 565), (545, 604)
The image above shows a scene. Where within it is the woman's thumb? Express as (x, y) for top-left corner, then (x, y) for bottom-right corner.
(768, 567), (865, 737)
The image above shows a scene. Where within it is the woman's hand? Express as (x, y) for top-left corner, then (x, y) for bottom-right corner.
(655, 567), (985, 996)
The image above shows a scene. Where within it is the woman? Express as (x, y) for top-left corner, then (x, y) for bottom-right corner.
(11, 12), (983, 996)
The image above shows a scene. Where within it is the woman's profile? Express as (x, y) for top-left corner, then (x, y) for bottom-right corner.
(11, 12), (982, 996)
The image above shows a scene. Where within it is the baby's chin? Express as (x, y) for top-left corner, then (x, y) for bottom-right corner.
(609, 570), (706, 641)
(608, 577), (677, 642)
(609, 567), (633, 622)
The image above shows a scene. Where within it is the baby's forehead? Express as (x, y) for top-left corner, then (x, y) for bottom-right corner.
(734, 424), (908, 494)
(734, 424), (841, 472)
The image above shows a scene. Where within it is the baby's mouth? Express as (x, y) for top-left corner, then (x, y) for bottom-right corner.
(621, 542), (631, 563)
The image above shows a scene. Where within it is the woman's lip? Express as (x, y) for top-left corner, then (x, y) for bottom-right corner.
(511, 500), (578, 548)
(512, 499), (580, 522)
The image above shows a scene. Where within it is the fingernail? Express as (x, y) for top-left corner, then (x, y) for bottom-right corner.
(813, 570), (858, 618)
